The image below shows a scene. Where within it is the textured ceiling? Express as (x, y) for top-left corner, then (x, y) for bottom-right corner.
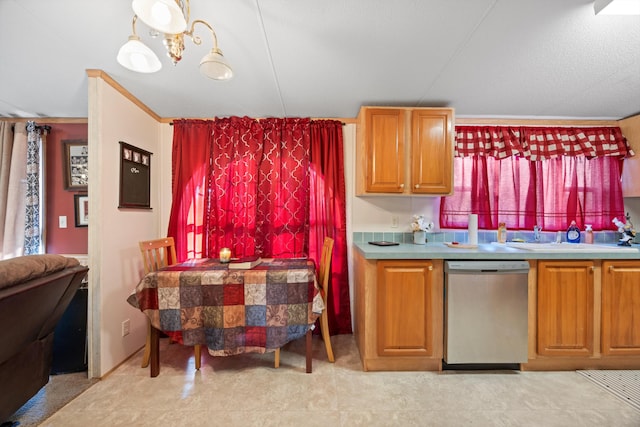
(1, 0), (639, 120)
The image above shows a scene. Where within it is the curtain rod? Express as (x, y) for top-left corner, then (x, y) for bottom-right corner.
(168, 119), (346, 126)
(9, 123), (51, 132)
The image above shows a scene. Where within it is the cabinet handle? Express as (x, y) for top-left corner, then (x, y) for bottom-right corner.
(590, 266), (595, 274)
(428, 266), (433, 271)
(415, 184), (420, 189)
(398, 183), (404, 189)
(609, 265), (615, 273)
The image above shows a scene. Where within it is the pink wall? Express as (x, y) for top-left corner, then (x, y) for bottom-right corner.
(45, 123), (89, 254)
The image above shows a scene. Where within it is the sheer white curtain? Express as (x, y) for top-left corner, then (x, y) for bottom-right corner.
(0, 121), (45, 259)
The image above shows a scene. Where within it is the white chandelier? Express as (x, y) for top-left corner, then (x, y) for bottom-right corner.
(117, 0), (233, 80)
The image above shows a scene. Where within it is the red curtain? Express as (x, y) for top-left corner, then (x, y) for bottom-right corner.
(167, 117), (352, 335)
(309, 120), (352, 335)
(441, 126), (631, 231)
(167, 119), (214, 261)
(204, 117), (310, 258)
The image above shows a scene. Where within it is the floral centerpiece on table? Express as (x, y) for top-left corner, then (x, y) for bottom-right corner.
(411, 215), (434, 232)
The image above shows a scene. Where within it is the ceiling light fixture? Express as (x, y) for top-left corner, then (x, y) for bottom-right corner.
(594, 0), (640, 15)
(117, 0), (233, 80)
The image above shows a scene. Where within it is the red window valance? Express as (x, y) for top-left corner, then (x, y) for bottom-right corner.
(455, 126), (634, 160)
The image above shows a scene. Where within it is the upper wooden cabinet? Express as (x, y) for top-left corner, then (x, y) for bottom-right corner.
(356, 106), (454, 196)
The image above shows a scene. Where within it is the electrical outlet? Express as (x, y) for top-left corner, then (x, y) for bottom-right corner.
(122, 319), (130, 337)
(391, 215), (399, 228)
(59, 216), (67, 228)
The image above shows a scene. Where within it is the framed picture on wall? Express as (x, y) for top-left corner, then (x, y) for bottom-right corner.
(63, 140), (88, 190)
(74, 194), (89, 227)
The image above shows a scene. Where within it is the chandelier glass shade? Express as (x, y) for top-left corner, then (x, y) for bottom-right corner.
(117, 25), (162, 73)
(132, 0), (187, 34)
(200, 48), (233, 80)
(117, 0), (233, 80)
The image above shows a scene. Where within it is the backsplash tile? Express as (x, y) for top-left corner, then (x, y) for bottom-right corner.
(353, 230), (622, 245)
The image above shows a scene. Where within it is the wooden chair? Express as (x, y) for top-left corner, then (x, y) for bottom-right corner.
(274, 236), (335, 367)
(138, 237), (202, 370)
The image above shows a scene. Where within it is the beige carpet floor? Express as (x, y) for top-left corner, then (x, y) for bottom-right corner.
(5, 371), (97, 427)
(34, 335), (640, 426)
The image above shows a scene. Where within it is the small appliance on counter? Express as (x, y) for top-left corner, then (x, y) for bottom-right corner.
(612, 213), (637, 246)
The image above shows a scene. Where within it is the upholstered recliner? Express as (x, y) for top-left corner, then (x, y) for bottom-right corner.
(0, 254), (88, 423)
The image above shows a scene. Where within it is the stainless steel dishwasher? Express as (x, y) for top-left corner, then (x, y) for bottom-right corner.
(444, 260), (529, 365)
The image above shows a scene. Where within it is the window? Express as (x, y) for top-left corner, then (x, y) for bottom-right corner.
(440, 126), (631, 231)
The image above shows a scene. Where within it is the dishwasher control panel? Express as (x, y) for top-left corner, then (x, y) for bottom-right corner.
(445, 260), (529, 273)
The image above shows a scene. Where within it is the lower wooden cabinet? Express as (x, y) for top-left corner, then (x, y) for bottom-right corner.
(353, 250), (640, 372)
(353, 251), (443, 371)
(376, 260), (435, 357)
(525, 259), (640, 370)
(602, 260), (640, 356)
(536, 260), (595, 357)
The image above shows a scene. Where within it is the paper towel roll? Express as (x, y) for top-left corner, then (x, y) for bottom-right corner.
(468, 214), (478, 245)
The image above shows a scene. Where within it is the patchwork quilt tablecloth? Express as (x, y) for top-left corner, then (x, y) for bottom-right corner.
(128, 258), (324, 357)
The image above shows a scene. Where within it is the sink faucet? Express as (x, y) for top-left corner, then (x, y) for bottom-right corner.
(533, 225), (542, 242)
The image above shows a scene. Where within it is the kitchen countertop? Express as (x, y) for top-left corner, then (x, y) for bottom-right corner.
(353, 241), (640, 260)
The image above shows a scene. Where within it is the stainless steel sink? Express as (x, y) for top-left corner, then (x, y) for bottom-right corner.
(494, 242), (639, 252)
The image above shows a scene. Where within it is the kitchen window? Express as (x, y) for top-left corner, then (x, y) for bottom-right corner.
(440, 126), (632, 231)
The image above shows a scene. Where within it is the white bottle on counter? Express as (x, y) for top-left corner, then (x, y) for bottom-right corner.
(584, 224), (594, 244)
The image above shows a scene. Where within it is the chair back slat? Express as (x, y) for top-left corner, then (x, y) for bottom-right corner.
(139, 237), (177, 274)
(318, 237), (334, 300)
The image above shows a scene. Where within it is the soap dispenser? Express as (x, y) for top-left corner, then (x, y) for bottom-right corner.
(584, 224), (594, 244)
(567, 220), (581, 244)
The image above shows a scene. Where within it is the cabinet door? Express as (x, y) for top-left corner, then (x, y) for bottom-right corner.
(602, 261), (640, 356)
(411, 109), (453, 195)
(537, 260), (594, 357)
(377, 260), (434, 357)
(364, 108), (406, 193)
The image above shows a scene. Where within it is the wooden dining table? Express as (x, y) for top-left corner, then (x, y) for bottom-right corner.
(128, 257), (324, 377)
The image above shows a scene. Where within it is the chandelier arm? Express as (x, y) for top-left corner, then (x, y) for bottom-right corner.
(131, 15), (139, 36)
(187, 19), (220, 50)
(180, 0), (190, 25)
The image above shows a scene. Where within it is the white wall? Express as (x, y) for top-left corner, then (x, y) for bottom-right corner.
(88, 76), (163, 377)
(624, 198), (640, 236)
(159, 124), (174, 232)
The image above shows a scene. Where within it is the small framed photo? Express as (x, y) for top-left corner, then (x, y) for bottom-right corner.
(63, 140), (88, 191)
(74, 194), (89, 227)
